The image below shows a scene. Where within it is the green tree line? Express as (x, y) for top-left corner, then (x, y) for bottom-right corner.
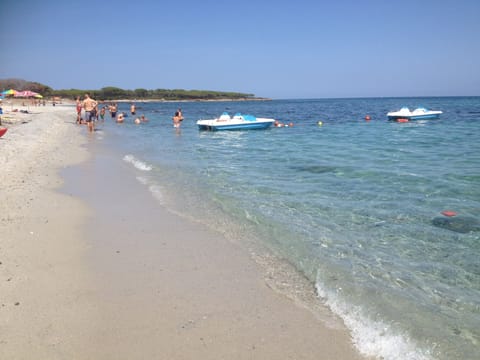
(0, 79), (256, 101)
(54, 87), (256, 101)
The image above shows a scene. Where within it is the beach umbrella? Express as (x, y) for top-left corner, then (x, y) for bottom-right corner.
(1, 89), (17, 96)
(14, 90), (42, 111)
(15, 90), (40, 98)
(1, 89), (18, 110)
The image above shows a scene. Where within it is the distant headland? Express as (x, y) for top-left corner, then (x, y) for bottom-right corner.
(0, 78), (271, 102)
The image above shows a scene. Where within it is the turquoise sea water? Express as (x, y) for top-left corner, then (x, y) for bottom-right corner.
(93, 97), (479, 360)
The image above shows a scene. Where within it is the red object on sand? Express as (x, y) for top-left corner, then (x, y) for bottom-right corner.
(0, 127), (7, 138)
(441, 210), (457, 217)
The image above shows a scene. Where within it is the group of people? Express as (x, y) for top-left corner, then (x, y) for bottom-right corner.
(76, 95), (150, 132)
(114, 103), (148, 124)
(76, 94), (184, 132)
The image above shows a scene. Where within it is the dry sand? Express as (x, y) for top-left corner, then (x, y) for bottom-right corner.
(0, 103), (96, 357)
(0, 103), (366, 359)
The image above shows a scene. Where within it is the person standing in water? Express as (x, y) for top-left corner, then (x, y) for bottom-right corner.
(172, 108), (183, 128)
(109, 102), (117, 120)
(99, 106), (106, 123)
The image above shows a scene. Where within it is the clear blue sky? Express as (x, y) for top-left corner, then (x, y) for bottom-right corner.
(1, 0), (479, 99)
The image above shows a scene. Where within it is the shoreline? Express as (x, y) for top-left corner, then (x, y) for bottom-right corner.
(0, 106), (365, 359)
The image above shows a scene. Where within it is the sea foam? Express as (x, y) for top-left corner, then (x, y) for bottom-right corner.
(148, 184), (164, 204)
(315, 278), (434, 360)
(123, 154), (152, 171)
(135, 176), (165, 205)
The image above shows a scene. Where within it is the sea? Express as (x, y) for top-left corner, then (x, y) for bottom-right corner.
(91, 97), (479, 360)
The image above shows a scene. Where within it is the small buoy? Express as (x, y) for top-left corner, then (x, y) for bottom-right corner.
(441, 210), (458, 217)
(365, 115), (371, 121)
(317, 121), (323, 126)
(397, 118), (409, 123)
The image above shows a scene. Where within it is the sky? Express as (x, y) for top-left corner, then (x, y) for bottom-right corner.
(0, 0), (479, 99)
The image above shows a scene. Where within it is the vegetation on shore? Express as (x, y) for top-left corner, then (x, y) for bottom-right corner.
(0, 78), (261, 101)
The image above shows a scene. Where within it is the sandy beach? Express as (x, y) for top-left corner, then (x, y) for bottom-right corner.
(0, 103), (365, 359)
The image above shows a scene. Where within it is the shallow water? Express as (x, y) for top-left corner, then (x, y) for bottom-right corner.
(94, 97), (480, 360)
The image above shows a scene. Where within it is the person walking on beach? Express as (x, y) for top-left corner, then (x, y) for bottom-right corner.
(76, 96), (82, 124)
(83, 93), (98, 133)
